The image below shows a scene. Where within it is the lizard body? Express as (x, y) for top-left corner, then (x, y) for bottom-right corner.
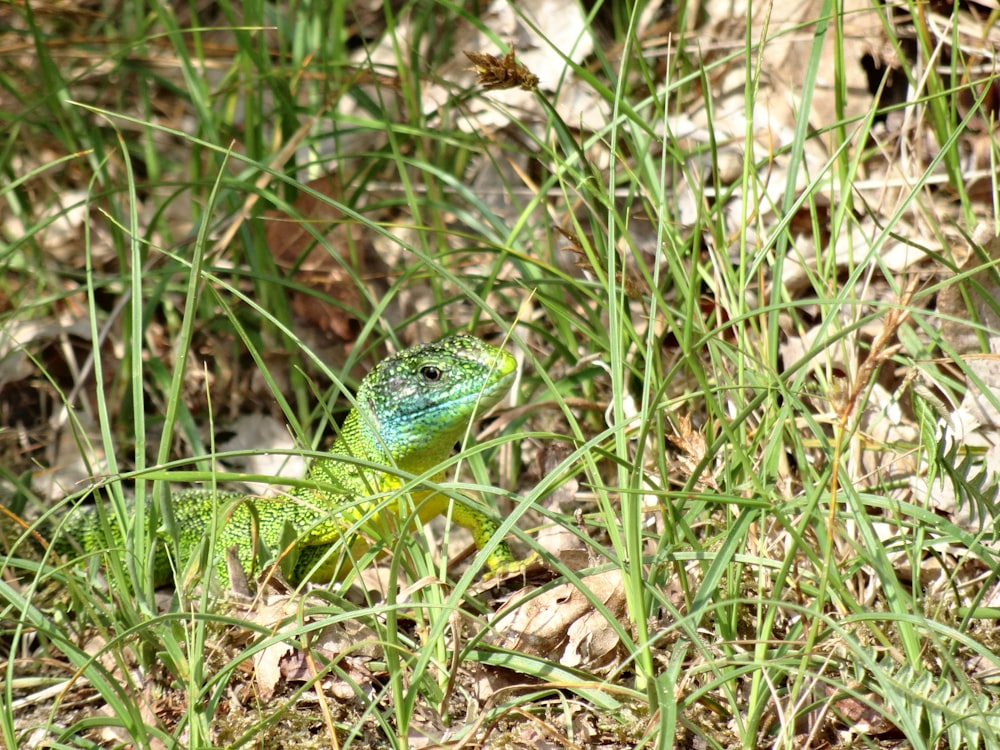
(55, 334), (521, 589)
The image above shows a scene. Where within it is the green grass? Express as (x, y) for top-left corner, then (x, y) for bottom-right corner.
(3, 0), (1000, 748)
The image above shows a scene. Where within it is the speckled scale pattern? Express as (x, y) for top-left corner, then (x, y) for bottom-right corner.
(56, 334), (522, 588)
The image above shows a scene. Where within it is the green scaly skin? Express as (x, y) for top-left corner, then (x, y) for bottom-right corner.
(55, 334), (524, 589)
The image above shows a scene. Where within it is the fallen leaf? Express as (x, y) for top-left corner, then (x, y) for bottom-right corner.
(488, 569), (629, 675)
(265, 174), (389, 343)
(238, 592), (382, 701)
(668, 414), (718, 491)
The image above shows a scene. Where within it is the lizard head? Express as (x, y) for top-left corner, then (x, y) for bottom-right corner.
(354, 333), (517, 468)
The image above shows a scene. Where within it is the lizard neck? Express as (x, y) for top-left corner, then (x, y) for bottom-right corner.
(333, 407), (461, 476)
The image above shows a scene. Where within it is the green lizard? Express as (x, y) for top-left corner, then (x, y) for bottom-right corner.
(54, 333), (524, 589)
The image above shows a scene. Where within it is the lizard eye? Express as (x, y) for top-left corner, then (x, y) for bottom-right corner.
(420, 365), (442, 382)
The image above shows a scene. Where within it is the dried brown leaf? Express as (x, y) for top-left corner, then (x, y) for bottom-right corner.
(556, 226), (648, 299)
(912, 231), (1000, 529)
(937, 232), (1000, 434)
(237, 593), (382, 701)
(938, 234), (1000, 358)
(825, 684), (897, 735)
(464, 44), (539, 92)
(489, 570), (628, 675)
(265, 174), (388, 342)
(668, 414), (718, 491)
